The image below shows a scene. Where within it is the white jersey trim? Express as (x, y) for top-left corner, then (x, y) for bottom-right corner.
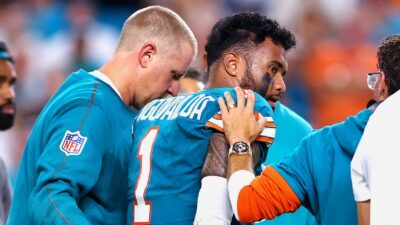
(89, 70), (122, 99)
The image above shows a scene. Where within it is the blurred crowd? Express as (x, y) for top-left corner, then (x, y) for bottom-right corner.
(0, 0), (399, 184)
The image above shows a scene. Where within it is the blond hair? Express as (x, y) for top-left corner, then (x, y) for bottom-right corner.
(116, 6), (197, 58)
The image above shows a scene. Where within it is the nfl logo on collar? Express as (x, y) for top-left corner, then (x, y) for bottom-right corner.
(59, 130), (88, 156)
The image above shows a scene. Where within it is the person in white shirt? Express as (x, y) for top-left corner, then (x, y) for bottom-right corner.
(351, 34), (400, 225)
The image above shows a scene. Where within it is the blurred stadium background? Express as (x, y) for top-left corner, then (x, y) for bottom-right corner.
(0, 0), (399, 184)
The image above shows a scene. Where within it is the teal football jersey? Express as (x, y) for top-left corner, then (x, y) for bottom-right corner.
(127, 88), (275, 225)
(8, 70), (135, 225)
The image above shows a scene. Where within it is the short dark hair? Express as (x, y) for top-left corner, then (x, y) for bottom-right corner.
(205, 12), (296, 69)
(0, 41), (14, 63)
(378, 35), (400, 95)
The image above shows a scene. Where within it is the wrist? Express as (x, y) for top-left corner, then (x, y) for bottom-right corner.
(229, 141), (252, 157)
(228, 137), (250, 145)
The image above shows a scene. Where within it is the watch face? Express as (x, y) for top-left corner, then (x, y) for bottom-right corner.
(232, 141), (250, 154)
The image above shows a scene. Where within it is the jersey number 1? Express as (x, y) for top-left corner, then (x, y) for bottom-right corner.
(133, 127), (159, 224)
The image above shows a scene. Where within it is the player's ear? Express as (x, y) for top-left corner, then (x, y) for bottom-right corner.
(224, 52), (239, 77)
(138, 43), (157, 68)
(378, 71), (389, 101)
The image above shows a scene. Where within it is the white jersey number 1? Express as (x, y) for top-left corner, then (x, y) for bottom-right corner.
(133, 127), (159, 224)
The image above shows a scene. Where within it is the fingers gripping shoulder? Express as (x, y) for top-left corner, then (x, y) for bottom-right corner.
(206, 111), (276, 146)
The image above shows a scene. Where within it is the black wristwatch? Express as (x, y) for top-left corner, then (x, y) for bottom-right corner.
(229, 141), (251, 155)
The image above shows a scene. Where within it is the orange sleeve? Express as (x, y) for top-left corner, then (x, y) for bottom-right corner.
(237, 166), (301, 223)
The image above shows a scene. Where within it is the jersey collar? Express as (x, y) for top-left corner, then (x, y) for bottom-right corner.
(89, 70), (122, 100)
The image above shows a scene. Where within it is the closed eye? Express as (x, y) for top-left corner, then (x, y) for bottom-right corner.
(172, 71), (184, 80)
(10, 77), (16, 86)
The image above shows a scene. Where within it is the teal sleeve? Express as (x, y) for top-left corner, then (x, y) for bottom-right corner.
(253, 92), (274, 175)
(28, 102), (110, 225)
(272, 133), (316, 208)
(264, 103), (313, 165)
(258, 103), (315, 225)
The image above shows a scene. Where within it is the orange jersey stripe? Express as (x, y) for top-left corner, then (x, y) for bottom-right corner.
(206, 122), (274, 144)
(237, 166), (301, 223)
(255, 136), (274, 143)
(205, 122), (224, 132)
(265, 122), (276, 128)
(211, 113), (275, 127)
(213, 114), (222, 120)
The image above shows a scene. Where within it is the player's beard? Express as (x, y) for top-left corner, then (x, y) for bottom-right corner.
(0, 102), (16, 130)
(239, 66), (271, 97)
